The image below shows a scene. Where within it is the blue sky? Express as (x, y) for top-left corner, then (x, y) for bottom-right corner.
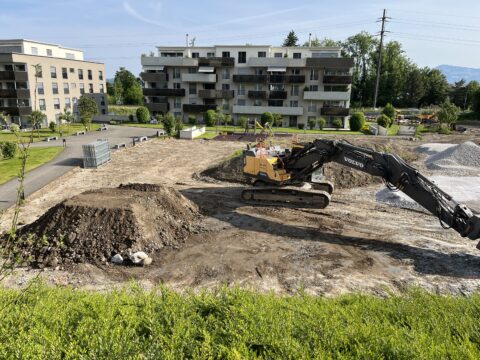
(2, 0), (479, 78)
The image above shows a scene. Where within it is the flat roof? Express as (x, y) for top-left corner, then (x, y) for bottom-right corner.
(11, 52), (104, 65)
(156, 45), (341, 50)
(0, 39), (83, 52)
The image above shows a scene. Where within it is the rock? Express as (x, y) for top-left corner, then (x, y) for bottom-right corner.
(140, 257), (152, 266)
(111, 254), (123, 264)
(129, 251), (150, 265)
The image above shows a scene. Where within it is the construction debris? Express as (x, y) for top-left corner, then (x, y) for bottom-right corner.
(419, 141), (480, 175)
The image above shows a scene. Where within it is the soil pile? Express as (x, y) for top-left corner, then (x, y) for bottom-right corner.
(200, 153), (249, 184)
(14, 183), (202, 267)
(423, 141), (480, 175)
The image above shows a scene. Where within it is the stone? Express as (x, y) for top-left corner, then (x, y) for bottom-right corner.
(129, 251), (150, 265)
(111, 254), (123, 264)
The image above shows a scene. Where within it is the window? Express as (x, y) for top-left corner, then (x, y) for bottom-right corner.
(274, 52), (282, 58)
(289, 116), (297, 127)
(37, 82), (44, 95)
(69, 68), (75, 73)
(192, 52), (199, 58)
(50, 66), (57, 78)
(292, 68), (300, 75)
(65, 97), (71, 109)
(238, 51), (246, 63)
(39, 99), (46, 111)
(65, 53), (75, 60)
(309, 85), (318, 91)
(308, 101), (317, 112)
(173, 68), (180, 79)
(188, 67), (197, 74)
(62, 67), (68, 79)
(70, 83), (76, 90)
(254, 69), (264, 75)
(87, 70), (92, 80)
(79, 83), (85, 94)
(31, 47), (38, 55)
(47, 49), (53, 56)
(206, 52), (215, 58)
(63, 82), (69, 94)
(99, 70), (103, 80)
(222, 101), (229, 111)
(173, 82), (181, 89)
(237, 99), (246, 106)
(290, 85), (299, 96)
(293, 53), (301, 59)
(310, 69), (319, 80)
(88, 83), (93, 93)
(253, 100), (262, 106)
(99, 84), (104, 93)
(189, 83), (196, 95)
(238, 84), (245, 96)
(173, 98), (181, 109)
(78, 69), (83, 80)
(290, 100), (298, 107)
(222, 84), (230, 90)
(258, 51), (266, 58)
(53, 98), (60, 110)
(222, 51), (230, 58)
(222, 68), (230, 80)
(52, 82), (58, 94)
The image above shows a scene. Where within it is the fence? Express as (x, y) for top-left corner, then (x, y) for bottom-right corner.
(82, 140), (111, 168)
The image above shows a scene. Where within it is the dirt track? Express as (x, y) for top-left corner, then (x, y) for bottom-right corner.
(2, 134), (480, 295)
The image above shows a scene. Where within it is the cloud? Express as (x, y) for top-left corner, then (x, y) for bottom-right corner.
(122, 1), (168, 28)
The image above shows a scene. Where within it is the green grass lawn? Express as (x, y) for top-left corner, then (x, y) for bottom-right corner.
(0, 284), (479, 359)
(108, 105), (140, 116)
(122, 122), (164, 129)
(0, 146), (63, 184)
(0, 124), (101, 143)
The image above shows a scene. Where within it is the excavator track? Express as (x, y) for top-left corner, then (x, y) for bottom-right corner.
(241, 186), (331, 208)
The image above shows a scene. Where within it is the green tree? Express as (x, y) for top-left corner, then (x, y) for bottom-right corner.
(215, 109), (225, 132)
(175, 116), (184, 136)
(421, 68), (449, 106)
(283, 30), (299, 47)
(317, 117), (326, 130)
(238, 116), (247, 130)
(113, 67), (144, 105)
(437, 100), (459, 130)
(465, 81), (480, 110)
(136, 106), (150, 123)
(376, 114), (391, 128)
(188, 115), (197, 126)
(473, 89), (480, 113)
(77, 95), (98, 130)
(161, 113), (176, 136)
(0, 142), (17, 159)
(272, 113), (283, 129)
(58, 108), (75, 137)
(303, 36), (340, 47)
(403, 67), (425, 108)
(307, 118), (316, 130)
(48, 121), (57, 133)
(382, 103), (396, 120)
(449, 80), (467, 109)
(28, 110), (46, 138)
(349, 112), (366, 131)
(224, 114), (232, 126)
(204, 110), (216, 127)
(260, 112), (274, 126)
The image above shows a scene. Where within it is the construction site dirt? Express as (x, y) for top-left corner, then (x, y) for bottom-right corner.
(1, 133), (480, 296)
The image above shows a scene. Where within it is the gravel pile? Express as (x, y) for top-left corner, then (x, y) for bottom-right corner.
(420, 141), (480, 175)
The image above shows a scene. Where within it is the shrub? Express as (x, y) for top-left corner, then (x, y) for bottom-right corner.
(260, 112), (274, 126)
(332, 119), (343, 129)
(238, 116), (247, 129)
(307, 118), (316, 130)
(175, 116), (184, 136)
(317, 117), (326, 130)
(204, 110), (216, 127)
(135, 106), (150, 124)
(161, 113), (176, 136)
(382, 103), (396, 120)
(377, 114), (392, 128)
(297, 123), (305, 130)
(49, 121), (57, 133)
(1, 141), (17, 159)
(349, 112), (366, 131)
(188, 115), (197, 126)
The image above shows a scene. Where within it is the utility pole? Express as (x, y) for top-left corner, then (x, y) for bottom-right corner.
(373, 9), (389, 109)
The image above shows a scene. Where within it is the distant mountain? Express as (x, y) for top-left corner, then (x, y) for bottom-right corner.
(436, 65), (480, 84)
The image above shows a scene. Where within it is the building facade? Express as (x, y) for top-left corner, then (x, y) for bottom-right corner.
(141, 45), (353, 128)
(0, 39), (107, 126)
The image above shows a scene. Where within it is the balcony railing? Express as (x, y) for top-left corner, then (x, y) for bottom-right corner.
(232, 74), (268, 83)
(323, 75), (353, 84)
(141, 56), (198, 67)
(320, 107), (350, 116)
(268, 91), (287, 100)
(183, 104), (217, 113)
(0, 89), (30, 98)
(305, 57), (354, 68)
(303, 91), (350, 101)
(0, 106), (32, 116)
(181, 73), (216, 83)
(247, 90), (267, 99)
(146, 102), (169, 113)
(140, 72), (168, 82)
(198, 57), (235, 67)
(198, 89), (234, 99)
(232, 105), (303, 116)
(0, 71), (28, 81)
(286, 75), (305, 83)
(143, 88), (185, 96)
(247, 58), (305, 67)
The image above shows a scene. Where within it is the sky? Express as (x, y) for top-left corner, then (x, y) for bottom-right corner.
(1, 0), (480, 78)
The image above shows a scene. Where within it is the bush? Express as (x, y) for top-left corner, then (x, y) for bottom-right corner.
(49, 121), (57, 133)
(349, 112), (366, 131)
(175, 116), (184, 136)
(109, 120), (118, 125)
(307, 118), (316, 130)
(317, 117), (326, 130)
(135, 106), (150, 124)
(238, 116), (247, 129)
(382, 103), (396, 120)
(332, 119), (343, 129)
(260, 112), (274, 126)
(9, 124), (19, 133)
(297, 123), (305, 130)
(128, 114), (134, 122)
(1, 141), (17, 159)
(204, 110), (216, 127)
(161, 113), (176, 136)
(188, 115), (197, 126)
(377, 114), (392, 128)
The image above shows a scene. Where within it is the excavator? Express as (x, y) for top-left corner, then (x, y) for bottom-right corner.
(241, 138), (480, 244)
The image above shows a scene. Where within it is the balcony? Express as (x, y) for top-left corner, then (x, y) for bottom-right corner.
(320, 107), (350, 116)
(198, 89), (234, 99)
(143, 88), (185, 96)
(183, 104), (217, 113)
(247, 91), (267, 99)
(198, 57), (234, 67)
(247, 58), (305, 67)
(268, 91), (287, 100)
(232, 74), (268, 83)
(140, 72), (168, 82)
(323, 75), (353, 84)
(0, 71), (28, 81)
(141, 56), (198, 67)
(0, 89), (30, 98)
(146, 102), (169, 113)
(232, 105), (303, 116)
(305, 57), (354, 68)
(303, 91), (350, 101)
(0, 106), (32, 116)
(286, 75), (305, 83)
(181, 73), (216, 83)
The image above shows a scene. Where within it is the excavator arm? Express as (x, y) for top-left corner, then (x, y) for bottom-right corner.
(283, 139), (480, 242)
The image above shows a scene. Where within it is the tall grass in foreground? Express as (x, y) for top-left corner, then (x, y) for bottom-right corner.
(0, 284), (479, 359)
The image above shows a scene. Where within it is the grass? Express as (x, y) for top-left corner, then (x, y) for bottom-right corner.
(109, 105), (140, 116)
(0, 146), (63, 184)
(0, 124), (101, 143)
(194, 131), (218, 139)
(0, 284), (479, 359)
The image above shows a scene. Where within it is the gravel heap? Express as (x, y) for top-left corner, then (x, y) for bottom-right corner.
(421, 141), (480, 175)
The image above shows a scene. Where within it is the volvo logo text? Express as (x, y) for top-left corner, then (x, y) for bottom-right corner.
(344, 157), (364, 168)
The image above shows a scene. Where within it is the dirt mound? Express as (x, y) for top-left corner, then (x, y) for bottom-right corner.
(424, 141), (480, 174)
(14, 184), (202, 267)
(200, 153), (249, 184)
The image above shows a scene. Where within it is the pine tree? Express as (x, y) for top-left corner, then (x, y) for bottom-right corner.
(283, 31), (299, 47)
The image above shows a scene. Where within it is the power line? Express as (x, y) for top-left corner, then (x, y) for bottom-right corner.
(390, 18), (480, 32)
(373, 9), (390, 109)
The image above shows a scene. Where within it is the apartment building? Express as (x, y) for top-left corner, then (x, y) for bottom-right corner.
(141, 45), (353, 128)
(0, 39), (107, 126)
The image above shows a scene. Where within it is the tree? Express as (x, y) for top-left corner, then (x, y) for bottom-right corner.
(283, 30), (299, 47)
(473, 89), (480, 113)
(113, 67), (143, 105)
(238, 116), (247, 130)
(465, 81), (480, 110)
(48, 121), (57, 133)
(0, 112), (6, 126)
(349, 112), (366, 131)
(215, 109), (225, 132)
(260, 112), (274, 126)
(303, 36), (340, 47)
(403, 66), (425, 108)
(307, 118), (316, 130)
(437, 100), (459, 130)
(376, 114), (391, 128)
(28, 110), (46, 138)
(59, 108), (75, 137)
(382, 103), (396, 120)
(1, 142), (17, 159)
(188, 115), (197, 126)
(224, 114), (232, 126)
(77, 95), (98, 130)
(204, 110), (216, 127)
(161, 113), (176, 136)
(272, 113), (283, 129)
(317, 117), (326, 130)
(136, 106), (150, 123)
(175, 116), (184, 136)
(421, 68), (449, 106)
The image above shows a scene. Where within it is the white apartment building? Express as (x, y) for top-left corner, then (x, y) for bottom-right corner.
(141, 45), (353, 128)
(0, 39), (107, 126)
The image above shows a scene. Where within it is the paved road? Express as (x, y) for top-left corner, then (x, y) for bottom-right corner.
(0, 125), (161, 210)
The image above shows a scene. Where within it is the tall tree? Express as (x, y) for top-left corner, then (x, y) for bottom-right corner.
(465, 81), (480, 110)
(403, 66), (425, 108)
(421, 68), (449, 106)
(113, 67), (144, 105)
(283, 31), (299, 47)
(449, 80), (467, 108)
(77, 95), (99, 130)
